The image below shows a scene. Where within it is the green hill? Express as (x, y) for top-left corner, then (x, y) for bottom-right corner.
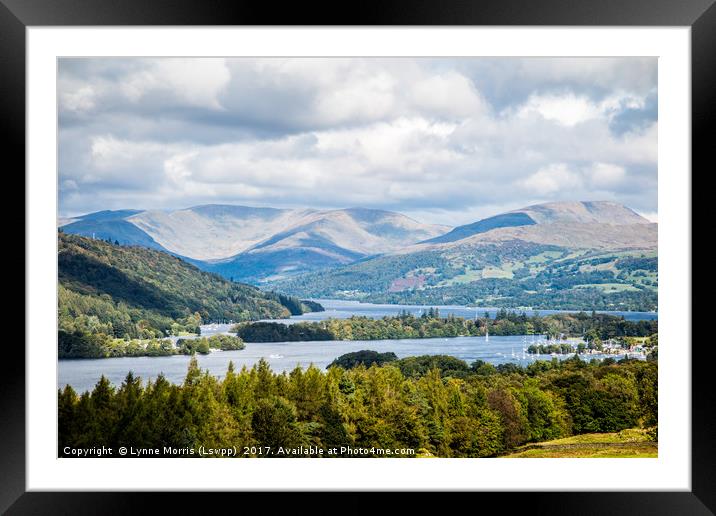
(267, 242), (658, 311)
(58, 232), (292, 341)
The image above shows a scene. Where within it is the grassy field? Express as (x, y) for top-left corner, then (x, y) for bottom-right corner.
(504, 428), (657, 458)
(481, 263), (515, 279)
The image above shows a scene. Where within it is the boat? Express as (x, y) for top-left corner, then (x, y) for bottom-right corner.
(269, 354), (284, 359)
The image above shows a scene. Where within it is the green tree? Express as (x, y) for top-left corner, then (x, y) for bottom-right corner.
(251, 397), (305, 451)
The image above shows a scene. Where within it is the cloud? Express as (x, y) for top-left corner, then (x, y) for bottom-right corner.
(516, 93), (601, 126)
(58, 57), (658, 224)
(520, 162), (628, 196)
(589, 162), (626, 188)
(521, 164), (583, 194)
(119, 58), (230, 109)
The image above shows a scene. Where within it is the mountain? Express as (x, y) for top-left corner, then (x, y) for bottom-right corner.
(267, 201), (658, 311)
(58, 232), (295, 340)
(58, 200), (658, 310)
(204, 207), (450, 282)
(60, 204), (450, 283)
(423, 201), (649, 245)
(128, 205), (296, 260)
(59, 210), (170, 252)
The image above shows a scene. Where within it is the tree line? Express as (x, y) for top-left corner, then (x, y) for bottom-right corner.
(59, 332), (244, 359)
(58, 354), (657, 458)
(233, 310), (657, 343)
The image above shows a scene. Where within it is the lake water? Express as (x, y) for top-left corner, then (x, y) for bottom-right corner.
(265, 299), (658, 324)
(58, 299), (655, 392)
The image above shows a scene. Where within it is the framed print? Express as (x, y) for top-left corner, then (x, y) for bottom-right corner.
(6, 0), (711, 513)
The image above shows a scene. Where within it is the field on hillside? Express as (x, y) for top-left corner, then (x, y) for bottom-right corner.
(503, 428), (657, 458)
(270, 245), (658, 311)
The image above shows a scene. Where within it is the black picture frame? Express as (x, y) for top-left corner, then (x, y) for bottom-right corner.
(5, 0), (709, 513)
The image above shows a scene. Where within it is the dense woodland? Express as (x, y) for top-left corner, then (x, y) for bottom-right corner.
(234, 310), (658, 344)
(58, 233), (320, 358)
(58, 355), (657, 458)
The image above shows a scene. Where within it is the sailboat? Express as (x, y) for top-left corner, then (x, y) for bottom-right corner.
(485, 327), (489, 342)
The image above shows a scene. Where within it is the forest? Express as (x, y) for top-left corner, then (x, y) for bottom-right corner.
(58, 354), (657, 458)
(58, 332), (245, 359)
(234, 310), (658, 344)
(58, 233), (321, 358)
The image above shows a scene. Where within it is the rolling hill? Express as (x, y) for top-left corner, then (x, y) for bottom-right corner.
(57, 233), (298, 340)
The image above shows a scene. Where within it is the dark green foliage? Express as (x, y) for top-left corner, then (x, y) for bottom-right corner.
(251, 397), (305, 450)
(58, 356), (656, 458)
(232, 311), (656, 343)
(615, 257), (658, 273)
(328, 350), (398, 369)
(177, 335), (245, 354)
(59, 233), (290, 329)
(528, 343), (574, 355)
(394, 355), (471, 378)
(58, 233), (294, 357)
(58, 330), (178, 358)
(234, 322), (334, 342)
(300, 300), (326, 313)
(59, 331), (244, 359)
(263, 292), (322, 316)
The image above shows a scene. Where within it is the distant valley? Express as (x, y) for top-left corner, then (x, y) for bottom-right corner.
(60, 200), (658, 311)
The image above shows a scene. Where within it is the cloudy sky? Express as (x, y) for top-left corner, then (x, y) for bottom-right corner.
(58, 57), (657, 225)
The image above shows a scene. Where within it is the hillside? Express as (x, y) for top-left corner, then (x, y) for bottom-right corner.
(503, 428), (657, 458)
(58, 232), (293, 340)
(267, 201), (658, 311)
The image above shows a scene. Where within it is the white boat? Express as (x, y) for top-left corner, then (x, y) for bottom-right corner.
(269, 354), (284, 359)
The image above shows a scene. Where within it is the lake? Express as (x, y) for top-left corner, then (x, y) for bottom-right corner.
(266, 299), (658, 324)
(58, 299), (655, 392)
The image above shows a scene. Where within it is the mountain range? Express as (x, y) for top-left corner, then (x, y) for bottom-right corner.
(59, 200), (658, 311)
(59, 205), (450, 282)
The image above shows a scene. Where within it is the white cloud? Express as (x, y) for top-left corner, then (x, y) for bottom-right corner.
(60, 84), (97, 113)
(409, 71), (487, 119)
(589, 162), (626, 188)
(58, 57), (658, 223)
(521, 164), (583, 194)
(120, 58), (230, 109)
(517, 93), (601, 126)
